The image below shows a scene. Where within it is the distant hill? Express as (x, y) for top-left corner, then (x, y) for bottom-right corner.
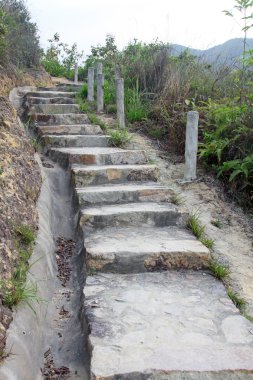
(170, 38), (253, 65)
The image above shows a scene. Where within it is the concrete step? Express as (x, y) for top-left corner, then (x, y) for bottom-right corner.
(79, 202), (187, 230)
(24, 91), (77, 98)
(42, 134), (108, 148)
(76, 183), (174, 206)
(84, 271), (253, 379)
(71, 164), (159, 187)
(29, 103), (80, 115)
(49, 147), (147, 168)
(31, 113), (89, 125)
(37, 124), (102, 136)
(26, 96), (77, 105)
(84, 226), (210, 273)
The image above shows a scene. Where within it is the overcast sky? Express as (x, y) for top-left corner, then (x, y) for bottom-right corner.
(27, 0), (253, 60)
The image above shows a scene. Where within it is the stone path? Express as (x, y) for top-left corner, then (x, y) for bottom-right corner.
(25, 86), (253, 379)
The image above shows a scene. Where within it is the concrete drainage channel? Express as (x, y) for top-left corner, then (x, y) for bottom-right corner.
(1, 84), (253, 379)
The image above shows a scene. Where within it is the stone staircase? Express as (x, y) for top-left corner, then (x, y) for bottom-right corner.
(24, 86), (253, 379)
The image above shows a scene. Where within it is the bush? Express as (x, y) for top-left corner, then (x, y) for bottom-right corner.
(79, 83), (88, 99)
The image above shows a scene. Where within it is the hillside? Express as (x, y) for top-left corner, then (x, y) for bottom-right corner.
(171, 38), (253, 65)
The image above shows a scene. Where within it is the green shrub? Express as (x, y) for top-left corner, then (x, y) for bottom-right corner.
(80, 83), (88, 99)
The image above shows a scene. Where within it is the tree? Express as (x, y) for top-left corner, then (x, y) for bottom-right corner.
(223, 0), (253, 100)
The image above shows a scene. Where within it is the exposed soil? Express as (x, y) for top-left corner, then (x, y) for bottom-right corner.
(0, 64), (52, 96)
(100, 113), (253, 315)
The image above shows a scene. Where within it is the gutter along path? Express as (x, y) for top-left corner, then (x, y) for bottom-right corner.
(24, 85), (253, 379)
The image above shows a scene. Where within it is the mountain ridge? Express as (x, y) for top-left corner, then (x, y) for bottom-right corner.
(170, 38), (253, 64)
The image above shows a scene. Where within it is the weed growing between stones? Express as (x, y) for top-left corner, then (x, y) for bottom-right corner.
(211, 219), (223, 229)
(187, 212), (214, 249)
(88, 113), (107, 130)
(170, 193), (185, 206)
(209, 259), (230, 279)
(108, 129), (132, 148)
(228, 289), (247, 312)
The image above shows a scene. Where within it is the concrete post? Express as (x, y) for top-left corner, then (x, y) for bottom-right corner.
(87, 67), (94, 101)
(115, 64), (121, 80)
(74, 64), (78, 84)
(97, 73), (104, 112)
(116, 78), (126, 128)
(184, 111), (199, 181)
(97, 62), (103, 77)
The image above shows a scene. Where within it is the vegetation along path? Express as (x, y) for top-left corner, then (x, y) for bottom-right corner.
(3, 83), (253, 379)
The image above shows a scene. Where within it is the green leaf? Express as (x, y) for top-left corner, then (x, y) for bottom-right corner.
(229, 169), (242, 182)
(222, 10), (233, 17)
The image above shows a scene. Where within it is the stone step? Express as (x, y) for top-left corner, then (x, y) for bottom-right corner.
(84, 271), (253, 379)
(84, 226), (210, 273)
(49, 147), (147, 168)
(71, 164), (159, 187)
(37, 124), (102, 136)
(29, 103), (80, 115)
(76, 183), (174, 206)
(79, 202), (187, 230)
(26, 96), (77, 105)
(38, 84), (83, 92)
(24, 91), (77, 98)
(42, 134), (108, 148)
(31, 113), (89, 125)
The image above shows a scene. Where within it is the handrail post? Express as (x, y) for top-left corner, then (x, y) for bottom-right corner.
(116, 78), (126, 128)
(87, 67), (94, 101)
(184, 111), (199, 181)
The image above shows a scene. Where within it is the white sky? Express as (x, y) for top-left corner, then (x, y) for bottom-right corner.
(27, 0), (253, 59)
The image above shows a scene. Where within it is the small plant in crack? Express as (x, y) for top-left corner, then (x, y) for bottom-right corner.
(88, 113), (107, 130)
(228, 289), (247, 312)
(211, 219), (223, 229)
(209, 259), (230, 279)
(108, 129), (132, 148)
(187, 212), (205, 239)
(187, 212), (214, 249)
(170, 193), (185, 206)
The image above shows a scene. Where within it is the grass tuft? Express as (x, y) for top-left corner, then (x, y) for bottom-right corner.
(187, 212), (205, 239)
(88, 113), (107, 130)
(170, 193), (185, 206)
(14, 225), (35, 245)
(108, 129), (132, 148)
(187, 212), (214, 249)
(209, 259), (230, 279)
(200, 238), (214, 249)
(228, 289), (247, 312)
(211, 219), (223, 229)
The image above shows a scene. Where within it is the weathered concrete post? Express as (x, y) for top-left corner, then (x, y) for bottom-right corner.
(116, 78), (126, 128)
(87, 67), (94, 101)
(97, 62), (103, 77)
(74, 64), (78, 84)
(97, 73), (104, 112)
(115, 64), (121, 80)
(184, 111), (199, 181)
